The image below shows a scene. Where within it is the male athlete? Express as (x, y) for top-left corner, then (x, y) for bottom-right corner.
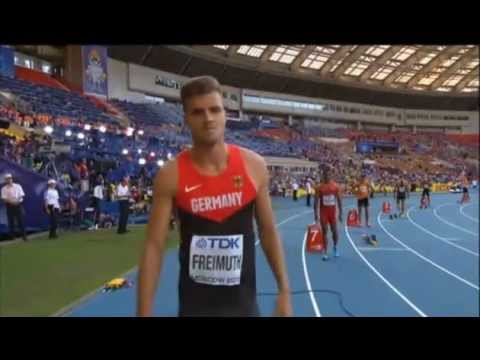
(355, 174), (372, 227)
(314, 166), (343, 260)
(394, 179), (409, 217)
(420, 177), (431, 208)
(459, 171), (470, 204)
(137, 76), (292, 317)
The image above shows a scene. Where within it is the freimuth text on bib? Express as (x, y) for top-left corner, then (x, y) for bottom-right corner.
(189, 234), (244, 286)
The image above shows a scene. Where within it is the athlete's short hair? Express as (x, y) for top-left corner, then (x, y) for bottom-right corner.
(180, 76), (222, 109)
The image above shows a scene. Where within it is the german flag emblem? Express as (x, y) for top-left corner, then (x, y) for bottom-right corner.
(233, 175), (244, 189)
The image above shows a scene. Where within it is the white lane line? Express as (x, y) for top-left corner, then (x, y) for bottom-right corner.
(255, 209), (312, 246)
(59, 208), (313, 317)
(433, 204), (478, 237)
(255, 208), (320, 316)
(378, 211), (479, 291)
(344, 208), (426, 317)
(357, 247), (410, 252)
(460, 203), (478, 223)
(301, 230), (321, 317)
(407, 207), (477, 257)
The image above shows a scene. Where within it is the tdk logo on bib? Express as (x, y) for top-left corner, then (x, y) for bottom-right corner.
(195, 238), (208, 249)
(190, 234), (243, 286)
(196, 237), (241, 250)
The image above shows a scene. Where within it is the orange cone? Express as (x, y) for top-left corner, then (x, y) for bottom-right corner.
(306, 224), (326, 252)
(382, 201), (391, 214)
(347, 209), (360, 227)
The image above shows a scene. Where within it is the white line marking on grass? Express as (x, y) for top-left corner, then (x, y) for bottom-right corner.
(407, 207), (477, 257)
(433, 204), (478, 237)
(344, 208), (426, 317)
(378, 211), (479, 291)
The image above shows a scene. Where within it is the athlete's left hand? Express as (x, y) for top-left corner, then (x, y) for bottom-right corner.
(274, 291), (293, 317)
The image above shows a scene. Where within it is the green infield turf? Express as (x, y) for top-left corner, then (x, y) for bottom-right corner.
(0, 226), (179, 316)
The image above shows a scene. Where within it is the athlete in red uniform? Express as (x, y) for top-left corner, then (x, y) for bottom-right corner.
(137, 76), (292, 317)
(314, 166), (343, 260)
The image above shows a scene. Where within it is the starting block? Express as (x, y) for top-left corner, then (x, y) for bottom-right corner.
(306, 223), (326, 252)
(362, 233), (378, 247)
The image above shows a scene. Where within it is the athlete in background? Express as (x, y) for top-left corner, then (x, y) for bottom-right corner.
(459, 171), (470, 204)
(314, 166), (343, 260)
(394, 179), (409, 217)
(355, 174), (372, 227)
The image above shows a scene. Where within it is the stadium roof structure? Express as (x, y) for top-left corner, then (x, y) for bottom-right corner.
(109, 45), (479, 110)
(196, 45), (479, 94)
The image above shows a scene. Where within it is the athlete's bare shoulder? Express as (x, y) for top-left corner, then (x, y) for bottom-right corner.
(237, 146), (268, 189)
(238, 146), (266, 166)
(153, 158), (178, 197)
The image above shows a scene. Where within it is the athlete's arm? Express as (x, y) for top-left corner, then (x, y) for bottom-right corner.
(137, 161), (177, 317)
(336, 186), (343, 222)
(313, 186), (320, 223)
(242, 149), (292, 316)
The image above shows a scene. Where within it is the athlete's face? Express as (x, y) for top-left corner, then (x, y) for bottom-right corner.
(322, 171), (330, 183)
(184, 92), (226, 146)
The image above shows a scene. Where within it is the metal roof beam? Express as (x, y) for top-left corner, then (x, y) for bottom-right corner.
(227, 45), (240, 57)
(359, 46), (404, 81)
(331, 45), (370, 78)
(383, 47), (429, 85)
(290, 45), (316, 72)
(259, 45), (278, 63)
(319, 46), (355, 76)
(429, 47), (479, 90)
(406, 46), (464, 87)
(453, 68), (479, 91)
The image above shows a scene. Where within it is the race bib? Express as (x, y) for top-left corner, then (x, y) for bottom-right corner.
(359, 185), (368, 193)
(322, 194), (336, 206)
(189, 234), (243, 286)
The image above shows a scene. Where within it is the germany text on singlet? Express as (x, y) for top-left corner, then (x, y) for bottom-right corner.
(175, 144), (259, 316)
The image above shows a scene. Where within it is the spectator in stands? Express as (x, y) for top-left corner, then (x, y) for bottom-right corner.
(305, 178), (314, 207)
(44, 179), (61, 239)
(93, 178), (105, 230)
(77, 159), (89, 193)
(292, 179), (299, 201)
(1, 173), (27, 241)
(116, 176), (131, 234)
(61, 191), (79, 230)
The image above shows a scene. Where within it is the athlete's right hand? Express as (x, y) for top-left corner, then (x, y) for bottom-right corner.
(274, 290), (293, 317)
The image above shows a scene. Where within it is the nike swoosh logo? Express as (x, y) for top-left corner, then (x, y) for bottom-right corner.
(185, 184), (202, 193)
